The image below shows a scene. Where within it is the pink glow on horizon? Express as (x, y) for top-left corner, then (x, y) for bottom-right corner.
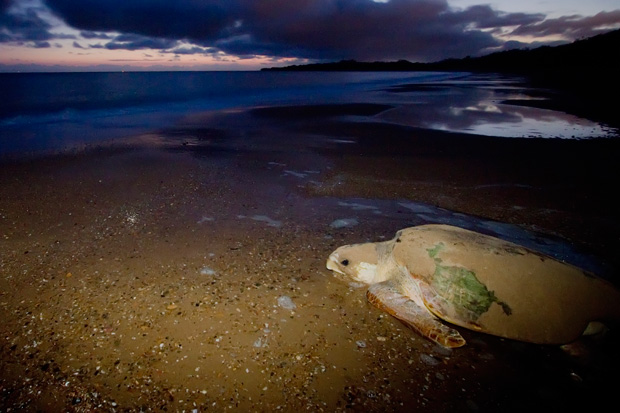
(0, 41), (298, 71)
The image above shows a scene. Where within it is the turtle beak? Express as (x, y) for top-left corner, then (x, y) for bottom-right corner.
(326, 253), (344, 275)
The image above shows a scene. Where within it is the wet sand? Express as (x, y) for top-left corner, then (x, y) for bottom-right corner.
(1, 104), (619, 411)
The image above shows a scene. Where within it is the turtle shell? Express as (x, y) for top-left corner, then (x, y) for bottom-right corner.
(390, 225), (619, 344)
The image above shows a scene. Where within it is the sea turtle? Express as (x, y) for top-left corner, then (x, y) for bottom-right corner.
(326, 224), (620, 348)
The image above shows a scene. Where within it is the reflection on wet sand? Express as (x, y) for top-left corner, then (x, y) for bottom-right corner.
(378, 79), (615, 138)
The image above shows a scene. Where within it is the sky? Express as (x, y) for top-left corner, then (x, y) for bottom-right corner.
(1, 0), (619, 71)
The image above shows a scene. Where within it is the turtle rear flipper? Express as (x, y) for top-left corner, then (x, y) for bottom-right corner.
(367, 281), (466, 348)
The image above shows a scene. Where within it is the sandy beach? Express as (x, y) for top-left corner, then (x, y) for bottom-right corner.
(1, 100), (619, 411)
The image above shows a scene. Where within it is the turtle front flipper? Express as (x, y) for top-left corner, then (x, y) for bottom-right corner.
(367, 281), (466, 348)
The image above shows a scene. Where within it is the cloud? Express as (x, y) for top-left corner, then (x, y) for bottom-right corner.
(1, 0), (12, 12)
(45, 0), (238, 41)
(80, 30), (112, 40)
(510, 10), (620, 38)
(453, 4), (544, 30)
(3, 0), (619, 62)
(103, 33), (179, 51)
(169, 45), (217, 55)
(43, 0), (548, 61)
(0, 1), (54, 43)
(221, 0), (496, 60)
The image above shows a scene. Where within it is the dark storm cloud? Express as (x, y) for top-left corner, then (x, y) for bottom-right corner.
(224, 0), (502, 61)
(1, 0), (12, 12)
(0, 2), (54, 43)
(45, 0), (238, 40)
(44, 0), (533, 60)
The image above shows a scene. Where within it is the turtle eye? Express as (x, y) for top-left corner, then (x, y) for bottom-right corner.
(341, 259), (349, 266)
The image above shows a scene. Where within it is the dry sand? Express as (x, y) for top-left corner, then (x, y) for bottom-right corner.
(1, 104), (619, 411)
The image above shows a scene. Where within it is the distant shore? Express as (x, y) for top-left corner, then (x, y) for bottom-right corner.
(263, 29), (620, 129)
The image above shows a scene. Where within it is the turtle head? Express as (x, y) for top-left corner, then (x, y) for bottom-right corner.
(326, 243), (380, 284)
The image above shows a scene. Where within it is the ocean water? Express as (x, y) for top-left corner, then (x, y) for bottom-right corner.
(0, 71), (422, 156)
(0, 71), (616, 158)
